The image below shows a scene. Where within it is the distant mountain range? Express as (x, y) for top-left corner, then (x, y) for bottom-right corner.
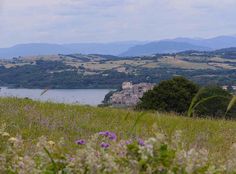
(0, 41), (146, 59)
(1, 35), (236, 58)
(120, 41), (210, 56)
(122, 36), (236, 56)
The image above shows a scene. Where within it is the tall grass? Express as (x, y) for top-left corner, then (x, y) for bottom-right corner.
(1, 97), (236, 159)
(225, 96), (236, 116)
(188, 87), (235, 117)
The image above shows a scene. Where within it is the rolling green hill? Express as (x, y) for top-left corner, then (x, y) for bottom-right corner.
(1, 49), (236, 89)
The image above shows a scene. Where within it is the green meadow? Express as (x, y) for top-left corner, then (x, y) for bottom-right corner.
(1, 97), (236, 160)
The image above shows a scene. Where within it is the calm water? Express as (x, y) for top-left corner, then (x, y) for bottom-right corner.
(0, 87), (112, 106)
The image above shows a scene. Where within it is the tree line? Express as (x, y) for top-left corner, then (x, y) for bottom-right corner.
(137, 77), (236, 118)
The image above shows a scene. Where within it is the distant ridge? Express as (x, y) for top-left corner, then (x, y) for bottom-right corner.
(177, 47), (236, 56)
(0, 43), (72, 59)
(171, 36), (236, 49)
(1, 35), (236, 59)
(0, 41), (146, 59)
(120, 41), (210, 57)
(121, 36), (236, 56)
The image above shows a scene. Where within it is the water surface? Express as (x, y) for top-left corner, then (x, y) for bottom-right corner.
(0, 87), (112, 106)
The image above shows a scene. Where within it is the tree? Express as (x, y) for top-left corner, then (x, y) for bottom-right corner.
(137, 76), (199, 113)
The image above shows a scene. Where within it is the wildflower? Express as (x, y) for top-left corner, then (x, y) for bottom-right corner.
(99, 131), (117, 141)
(76, 139), (86, 145)
(138, 138), (145, 146)
(101, 142), (110, 149)
(2, 132), (10, 137)
(8, 137), (18, 143)
(69, 157), (75, 162)
(99, 131), (110, 136)
(48, 141), (55, 146)
(126, 140), (132, 145)
(108, 132), (117, 141)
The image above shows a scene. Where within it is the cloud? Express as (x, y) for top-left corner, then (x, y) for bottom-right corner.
(0, 0), (236, 47)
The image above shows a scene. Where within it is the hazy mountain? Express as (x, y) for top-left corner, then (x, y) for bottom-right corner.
(120, 41), (210, 57)
(63, 41), (147, 55)
(1, 35), (236, 59)
(121, 36), (236, 56)
(0, 41), (146, 59)
(0, 43), (72, 59)
(171, 36), (236, 49)
(215, 47), (236, 53)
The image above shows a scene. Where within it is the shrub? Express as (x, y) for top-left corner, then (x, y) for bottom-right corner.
(137, 76), (199, 113)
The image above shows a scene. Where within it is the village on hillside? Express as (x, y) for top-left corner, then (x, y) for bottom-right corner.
(106, 82), (154, 107)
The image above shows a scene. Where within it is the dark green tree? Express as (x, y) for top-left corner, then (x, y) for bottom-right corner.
(137, 76), (199, 113)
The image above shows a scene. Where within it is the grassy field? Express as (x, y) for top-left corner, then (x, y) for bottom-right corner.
(1, 97), (236, 160)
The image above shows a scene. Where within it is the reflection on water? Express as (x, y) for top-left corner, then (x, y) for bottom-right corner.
(0, 87), (112, 106)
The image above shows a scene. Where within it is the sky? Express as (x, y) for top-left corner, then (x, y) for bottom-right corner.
(0, 0), (236, 47)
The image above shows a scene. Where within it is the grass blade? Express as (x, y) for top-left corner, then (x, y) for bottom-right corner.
(188, 87), (206, 117)
(129, 112), (145, 135)
(43, 146), (58, 174)
(41, 88), (49, 96)
(123, 112), (130, 121)
(188, 95), (229, 117)
(225, 96), (236, 116)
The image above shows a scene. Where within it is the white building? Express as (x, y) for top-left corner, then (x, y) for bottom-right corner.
(122, 82), (133, 90)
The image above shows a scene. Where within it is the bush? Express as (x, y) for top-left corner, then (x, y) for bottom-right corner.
(137, 76), (199, 113)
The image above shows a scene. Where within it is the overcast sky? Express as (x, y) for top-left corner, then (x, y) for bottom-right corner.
(0, 0), (236, 47)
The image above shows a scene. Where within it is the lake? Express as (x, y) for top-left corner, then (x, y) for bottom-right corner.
(0, 87), (112, 106)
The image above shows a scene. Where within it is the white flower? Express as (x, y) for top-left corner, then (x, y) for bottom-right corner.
(48, 141), (55, 146)
(2, 132), (10, 137)
(8, 137), (18, 142)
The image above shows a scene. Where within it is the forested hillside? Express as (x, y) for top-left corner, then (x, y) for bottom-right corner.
(0, 49), (236, 88)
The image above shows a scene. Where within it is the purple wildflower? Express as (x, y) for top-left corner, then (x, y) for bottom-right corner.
(126, 140), (132, 145)
(138, 138), (145, 146)
(99, 131), (109, 136)
(108, 132), (117, 141)
(99, 131), (117, 141)
(76, 139), (86, 145)
(100, 142), (110, 149)
(69, 158), (75, 162)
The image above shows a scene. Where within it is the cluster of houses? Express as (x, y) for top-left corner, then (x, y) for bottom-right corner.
(222, 85), (236, 93)
(108, 82), (155, 107)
